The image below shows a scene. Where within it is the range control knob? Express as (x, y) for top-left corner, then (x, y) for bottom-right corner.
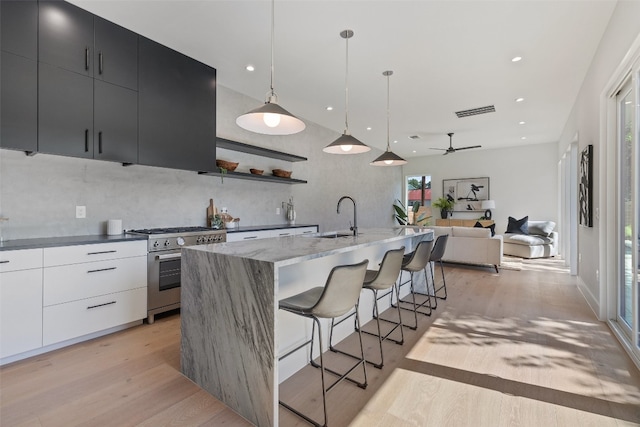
(196, 236), (205, 244)
(176, 237), (185, 246)
(153, 241), (160, 248)
(164, 240), (171, 247)
(207, 236), (215, 243)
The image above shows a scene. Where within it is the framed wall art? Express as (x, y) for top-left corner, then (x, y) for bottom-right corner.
(443, 177), (490, 212)
(579, 144), (593, 227)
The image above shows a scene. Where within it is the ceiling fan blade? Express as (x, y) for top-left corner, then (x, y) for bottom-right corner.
(430, 147), (447, 151)
(454, 145), (482, 151)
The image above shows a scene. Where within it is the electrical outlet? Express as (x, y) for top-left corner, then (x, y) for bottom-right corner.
(596, 269), (599, 281)
(276, 207), (281, 215)
(76, 206), (86, 218)
(578, 253), (582, 263)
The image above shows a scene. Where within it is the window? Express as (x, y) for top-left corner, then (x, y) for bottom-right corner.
(406, 175), (432, 225)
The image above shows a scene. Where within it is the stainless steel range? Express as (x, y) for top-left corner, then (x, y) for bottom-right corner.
(127, 226), (226, 324)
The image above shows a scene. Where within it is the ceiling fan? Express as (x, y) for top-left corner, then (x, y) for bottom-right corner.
(431, 132), (481, 155)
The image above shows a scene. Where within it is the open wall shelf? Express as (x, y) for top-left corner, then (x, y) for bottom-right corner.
(199, 137), (308, 184)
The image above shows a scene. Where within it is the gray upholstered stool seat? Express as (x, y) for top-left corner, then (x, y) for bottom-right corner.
(278, 259), (369, 427)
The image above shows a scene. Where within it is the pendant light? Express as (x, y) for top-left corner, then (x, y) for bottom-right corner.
(371, 70), (407, 166)
(323, 30), (370, 154)
(235, 0), (305, 135)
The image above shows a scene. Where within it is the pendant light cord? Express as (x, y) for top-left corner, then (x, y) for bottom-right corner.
(386, 73), (391, 151)
(269, 0), (275, 98)
(344, 34), (350, 133)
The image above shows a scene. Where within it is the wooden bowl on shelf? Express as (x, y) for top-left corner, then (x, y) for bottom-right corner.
(216, 159), (238, 171)
(249, 168), (264, 175)
(272, 169), (292, 178)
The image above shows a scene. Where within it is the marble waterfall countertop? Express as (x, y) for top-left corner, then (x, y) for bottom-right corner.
(185, 227), (433, 266)
(180, 226), (433, 427)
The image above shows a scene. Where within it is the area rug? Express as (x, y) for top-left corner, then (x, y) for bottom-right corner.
(500, 255), (523, 271)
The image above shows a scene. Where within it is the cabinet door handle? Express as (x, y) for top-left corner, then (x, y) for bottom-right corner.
(87, 266), (117, 273)
(84, 129), (89, 152)
(98, 131), (103, 154)
(279, 233), (291, 236)
(87, 301), (116, 310)
(243, 236), (258, 240)
(0, 260), (9, 264)
(87, 250), (117, 255)
(98, 52), (103, 74)
(85, 47), (90, 71)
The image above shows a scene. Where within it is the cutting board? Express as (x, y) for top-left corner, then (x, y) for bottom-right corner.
(206, 199), (216, 227)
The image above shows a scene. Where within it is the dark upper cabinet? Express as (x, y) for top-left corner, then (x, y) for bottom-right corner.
(1, 0), (38, 59)
(37, 1), (139, 162)
(38, 62), (94, 158)
(1, 52), (38, 152)
(94, 17), (138, 90)
(0, 0), (38, 152)
(139, 37), (216, 172)
(94, 81), (138, 163)
(39, 0), (94, 77)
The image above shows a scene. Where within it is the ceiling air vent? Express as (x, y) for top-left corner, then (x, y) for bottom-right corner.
(455, 105), (495, 118)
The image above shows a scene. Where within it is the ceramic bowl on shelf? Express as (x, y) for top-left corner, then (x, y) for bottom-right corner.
(216, 159), (238, 171)
(272, 169), (292, 178)
(250, 168), (264, 175)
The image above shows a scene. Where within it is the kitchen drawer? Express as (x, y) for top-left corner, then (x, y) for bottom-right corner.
(44, 240), (147, 267)
(293, 227), (318, 236)
(0, 248), (43, 272)
(44, 255), (146, 306)
(43, 287), (146, 346)
(226, 230), (275, 242)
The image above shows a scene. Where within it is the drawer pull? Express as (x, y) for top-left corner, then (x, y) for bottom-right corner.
(87, 250), (117, 255)
(87, 267), (117, 273)
(243, 236), (258, 240)
(0, 260), (9, 264)
(87, 301), (116, 310)
(279, 233), (291, 236)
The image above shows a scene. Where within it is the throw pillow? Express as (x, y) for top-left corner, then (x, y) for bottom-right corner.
(474, 221), (496, 236)
(506, 216), (529, 234)
(528, 220), (556, 237)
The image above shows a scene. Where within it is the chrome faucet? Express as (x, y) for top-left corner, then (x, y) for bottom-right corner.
(337, 196), (358, 236)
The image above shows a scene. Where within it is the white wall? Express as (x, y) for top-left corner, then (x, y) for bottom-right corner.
(557, 0), (640, 314)
(0, 85), (401, 240)
(403, 142), (559, 236)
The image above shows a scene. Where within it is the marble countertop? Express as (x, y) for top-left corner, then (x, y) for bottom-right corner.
(185, 227), (433, 267)
(0, 234), (147, 251)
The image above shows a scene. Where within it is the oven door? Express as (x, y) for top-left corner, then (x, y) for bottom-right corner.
(147, 249), (182, 317)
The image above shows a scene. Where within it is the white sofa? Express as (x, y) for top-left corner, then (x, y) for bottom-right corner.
(429, 226), (503, 272)
(502, 220), (558, 259)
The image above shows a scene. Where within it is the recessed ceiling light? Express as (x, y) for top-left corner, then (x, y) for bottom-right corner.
(393, 140), (398, 144)
(413, 150), (416, 153)
(521, 136), (527, 140)
(366, 127), (372, 131)
(519, 121), (526, 125)
(511, 56), (522, 62)
(326, 106), (333, 111)
(515, 97), (524, 102)
(245, 65), (255, 71)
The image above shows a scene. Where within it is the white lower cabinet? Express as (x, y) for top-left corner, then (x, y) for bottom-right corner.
(43, 287), (146, 346)
(0, 265), (43, 358)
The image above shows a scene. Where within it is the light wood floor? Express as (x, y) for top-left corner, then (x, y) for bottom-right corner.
(2, 258), (639, 426)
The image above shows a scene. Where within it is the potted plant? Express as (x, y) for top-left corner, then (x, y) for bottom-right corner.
(393, 200), (431, 225)
(433, 197), (455, 219)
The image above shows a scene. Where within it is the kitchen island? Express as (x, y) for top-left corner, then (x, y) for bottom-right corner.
(180, 227), (433, 427)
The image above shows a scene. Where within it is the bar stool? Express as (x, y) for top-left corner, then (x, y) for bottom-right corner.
(278, 259), (369, 427)
(428, 234), (449, 309)
(395, 239), (434, 330)
(329, 247), (405, 369)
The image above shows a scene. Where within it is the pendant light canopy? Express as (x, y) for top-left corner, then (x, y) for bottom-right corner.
(323, 30), (370, 154)
(371, 70), (407, 166)
(236, 0), (305, 135)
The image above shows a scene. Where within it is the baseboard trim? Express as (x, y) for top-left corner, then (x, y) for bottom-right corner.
(577, 275), (601, 320)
